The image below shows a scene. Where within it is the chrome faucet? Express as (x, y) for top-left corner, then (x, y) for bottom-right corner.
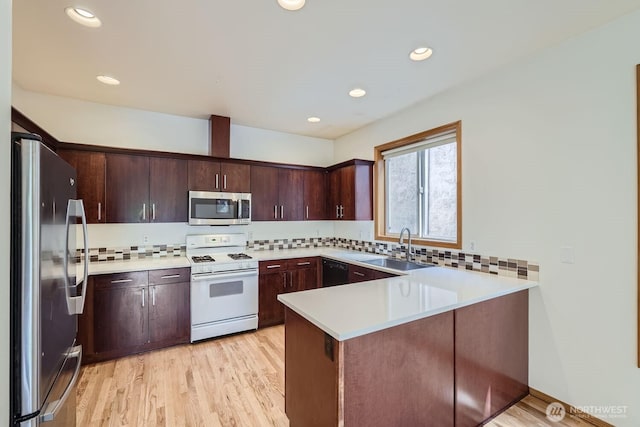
(399, 227), (412, 261)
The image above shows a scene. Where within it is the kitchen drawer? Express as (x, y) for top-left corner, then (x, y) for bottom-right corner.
(149, 267), (191, 285)
(348, 265), (376, 283)
(287, 257), (318, 270)
(374, 270), (397, 280)
(93, 271), (149, 290)
(259, 259), (288, 273)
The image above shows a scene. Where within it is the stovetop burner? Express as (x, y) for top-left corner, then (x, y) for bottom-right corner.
(228, 253), (253, 260)
(191, 255), (215, 263)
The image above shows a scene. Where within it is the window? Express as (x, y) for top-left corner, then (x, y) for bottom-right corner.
(374, 121), (461, 249)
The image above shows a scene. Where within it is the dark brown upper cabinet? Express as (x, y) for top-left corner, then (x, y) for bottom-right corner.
(106, 154), (150, 223)
(58, 149), (106, 223)
(188, 159), (250, 193)
(303, 170), (327, 220)
(54, 137), (372, 225)
(149, 157), (188, 222)
(327, 163), (373, 221)
(250, 166), (279, 221)
(250, 166), (303, 221)
(106, 154), (187, 223)
(278, 169), (304, 221)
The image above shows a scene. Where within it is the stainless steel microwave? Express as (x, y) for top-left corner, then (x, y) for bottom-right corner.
(188, 191), (251, 225)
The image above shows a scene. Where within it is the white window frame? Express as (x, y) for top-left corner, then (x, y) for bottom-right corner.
(374, 121), (462, 249)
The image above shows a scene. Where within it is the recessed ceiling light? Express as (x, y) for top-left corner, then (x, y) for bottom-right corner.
(74, 8), (94, 18)
(307, 117), (320, 123)
(65, 7), (102, 28)
(96, 75), (120, 86)
(277, 0), (305, 11)
(349, 88), (366, 98)
(409, 47), (433, 61)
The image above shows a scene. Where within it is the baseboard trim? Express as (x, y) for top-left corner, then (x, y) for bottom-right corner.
(529, 388), (615, 427)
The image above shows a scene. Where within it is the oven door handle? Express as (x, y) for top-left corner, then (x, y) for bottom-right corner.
(191, 269), (258, 282)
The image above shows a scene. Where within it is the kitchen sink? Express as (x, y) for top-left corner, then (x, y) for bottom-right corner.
(362, 258), (434, 271)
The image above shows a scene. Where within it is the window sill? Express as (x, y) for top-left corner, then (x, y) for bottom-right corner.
(374, 234), (462, 250)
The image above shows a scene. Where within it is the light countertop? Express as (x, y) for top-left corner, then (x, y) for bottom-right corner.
(277, 261), (537, 341)
(88, 256), (190, 275)
(86, 247), (537, 342)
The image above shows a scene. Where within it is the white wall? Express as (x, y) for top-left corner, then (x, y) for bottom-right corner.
(12, 85), (210, 154)
(1, 0), (10, 423)
(335, 10), (640, 426)
(231, 124), (334, 167)
(11, 86), (335, 166)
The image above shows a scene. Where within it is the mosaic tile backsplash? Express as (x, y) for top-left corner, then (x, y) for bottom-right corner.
(76, 244), (185, 263)
(251, 237), (539, 280)
(247, 237), (333, 251)
(79, 237), (539, 281)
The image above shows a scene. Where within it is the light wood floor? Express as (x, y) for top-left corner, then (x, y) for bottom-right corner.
(77, 325), (597, 427)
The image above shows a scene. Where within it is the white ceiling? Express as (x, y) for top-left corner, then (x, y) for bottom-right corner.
(12, 0), (640, 140)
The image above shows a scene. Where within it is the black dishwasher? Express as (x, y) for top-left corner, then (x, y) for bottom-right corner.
(322, 258), (349, 287)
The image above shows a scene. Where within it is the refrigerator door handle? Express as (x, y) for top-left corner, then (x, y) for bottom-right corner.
(39, 345), (83, 423)
(64, 199), (89, 315)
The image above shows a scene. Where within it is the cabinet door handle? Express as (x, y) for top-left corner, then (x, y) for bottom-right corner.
(353, 271), (365, 277)
(152, 203), (156, 221)
(289, 271), (293, 288)
(297, 262), (311, 266)
(274, 205), (278, 219)
(215, 173), (219, 189)
(306, 206), (309, 219)
(280, 205), (284, 219)
(152, 287), (156, 306)
(141, 288), (145, 307)
(267, 264), (281, 269)
(160, 274), (181, 279)
(223, 174), (227, 190)
(142, 203), (146, 220)
(340, 205), (344, 218)
(110, 278), (133, 284)
(336, 205), (339, 218)
(98, 202), (101, 221)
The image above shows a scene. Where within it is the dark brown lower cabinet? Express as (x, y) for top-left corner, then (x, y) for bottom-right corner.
(348, 264), (397, 283)
(285, 309), (455, 426)
(288, 258), (320, 292)
(148, 282), (190, 345)
(258, 257), (320, 328)
(258, 265), (287, 328)
(373, 270), (396, 279)
(80, 268), (190, 364)
(347, 264), (376, 283)
(284, 290), (529, 427)
(94, 285), (148, 354)
(454, 291), (529, 427)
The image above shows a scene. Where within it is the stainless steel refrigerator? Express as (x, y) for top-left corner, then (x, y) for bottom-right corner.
(11, 133), (89, 427)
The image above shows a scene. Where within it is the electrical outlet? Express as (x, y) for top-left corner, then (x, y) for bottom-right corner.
(469, 241), (476, 251)
(143, 235), (149, 244)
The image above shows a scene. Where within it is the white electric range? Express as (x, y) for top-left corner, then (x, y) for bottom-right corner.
(186, 233), (258, 342)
